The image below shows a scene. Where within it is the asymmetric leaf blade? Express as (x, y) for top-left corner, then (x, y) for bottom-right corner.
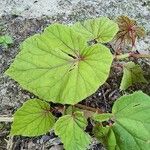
(94, 91), (150, 150)
(6, 24), (113, 104)
(54, 111), (91, 150)
(72, 17), (119, 43)
(11, 99), (55, 136)
(112, 91), (150, 150)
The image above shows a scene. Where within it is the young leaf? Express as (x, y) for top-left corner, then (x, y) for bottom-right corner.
(94, 91), (150, 150)
(0, 36), (4, 43)
(72, 17), (119, 43)
(11, 99), (55, 136)
(54, 111), (91, 150)
(0, 35), (13, 46)
(114, 16), (146, 53)
(65, 106), (81, 115)
(6, 24), (113, 105)
(3, 35), (13, 44)
(93, 125), (116, 150)
(120, 62), (147, 90)
(93, 113), (113, 122)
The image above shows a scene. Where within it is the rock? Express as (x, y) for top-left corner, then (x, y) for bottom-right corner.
(50, 145), (63, 150)
(0, 0), (150, 149)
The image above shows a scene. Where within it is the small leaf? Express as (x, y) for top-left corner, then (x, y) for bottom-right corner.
(65, 106), (94, 118)
(93, 125), (116, 150)
(3, 35), (13, 44)
(54, 111), (91, 150)
(0, 35), (13, 45)
(65, 106), (81, 115)
(93, 113), (113, 122)
(0, 36), (4, 43)
(72, 17), (119, 43)
(120, 62), (147, 90)
(11, 99), (55, 136)
(6, 24), (113, 105)
(93, 124), (109, 140)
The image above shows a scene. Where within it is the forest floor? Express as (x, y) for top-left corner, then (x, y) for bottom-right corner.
(0, 0), (150, 149)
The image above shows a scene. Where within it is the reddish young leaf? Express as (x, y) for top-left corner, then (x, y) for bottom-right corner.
(114, 16), (145, 54)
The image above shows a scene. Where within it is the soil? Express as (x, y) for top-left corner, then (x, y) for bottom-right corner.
(0, 0), (150, 150)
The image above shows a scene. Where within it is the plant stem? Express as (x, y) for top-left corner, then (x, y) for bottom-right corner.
(130, 53), (150, 58)
(114, 53), (150, 60)
(0, 105), (104, 123)
(75, 104), (103, 114)
(0, 116), (13, 122)
(114, 53), (130, 60)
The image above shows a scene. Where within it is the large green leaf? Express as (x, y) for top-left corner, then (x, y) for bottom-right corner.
(6, 24), (113, 104)
(94, 91), (150, 150)
(11, 99), (55, 136)
(120, 62), (147, 90)
(54, 111), (91, 150)
(72, 17), (119, 43)
(112, 91), (150, 150)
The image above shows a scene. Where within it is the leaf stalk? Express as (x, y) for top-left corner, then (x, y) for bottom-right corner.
(114, 53), (150, 60)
